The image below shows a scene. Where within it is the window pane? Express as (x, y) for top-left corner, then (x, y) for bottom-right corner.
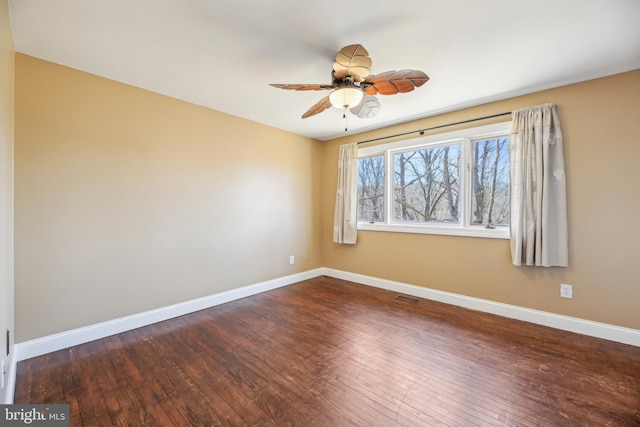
(393, 145), (461, 223)
(471, 137), (510, 226)
(358, 155), (385, 222)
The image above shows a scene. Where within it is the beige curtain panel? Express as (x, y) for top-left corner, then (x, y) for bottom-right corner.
(509, 103), (568, 267)
(333, 143), (358, 244)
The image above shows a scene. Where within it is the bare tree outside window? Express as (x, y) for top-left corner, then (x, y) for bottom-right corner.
(393, 145), (461, 223)
(355, 123), (511, 238)
(358, 155), (385, 222)
(471, 138), (510, 226)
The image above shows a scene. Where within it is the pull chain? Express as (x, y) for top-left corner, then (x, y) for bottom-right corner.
(343, 112), (348, 132)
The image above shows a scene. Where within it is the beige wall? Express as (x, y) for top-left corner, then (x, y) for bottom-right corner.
(0, 0), (14, 403)
(322, 70), (640, 330)
(13, 50), (640, 342)
(14, 54), (323, 342)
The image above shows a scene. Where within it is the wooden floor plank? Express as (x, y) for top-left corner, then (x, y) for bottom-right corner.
(14, 276), (640, 426)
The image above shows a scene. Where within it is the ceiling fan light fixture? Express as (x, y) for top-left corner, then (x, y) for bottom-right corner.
(329, 85), (363, 109)
(270, 44), (429, 120)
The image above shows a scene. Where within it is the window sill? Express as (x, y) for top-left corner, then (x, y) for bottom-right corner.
(357, 222), (510, 239)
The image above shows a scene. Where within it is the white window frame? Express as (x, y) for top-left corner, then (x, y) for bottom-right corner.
(357, 122), (511, 239)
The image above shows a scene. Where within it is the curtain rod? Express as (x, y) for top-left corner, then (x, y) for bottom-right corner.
(356, 111), (512, 145)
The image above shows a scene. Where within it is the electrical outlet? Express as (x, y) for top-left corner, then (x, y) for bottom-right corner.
(560, 283), (573, 299)
(289, 255), (295, 265)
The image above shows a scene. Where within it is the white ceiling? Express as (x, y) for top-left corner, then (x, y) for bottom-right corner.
(8, 0), (640, 141)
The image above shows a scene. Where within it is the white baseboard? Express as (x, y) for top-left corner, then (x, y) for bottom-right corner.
(14, 268), (323, 363)
(2, 354), (16, 404)
(321, 268), (640, 347)
(10, 266), (639, 404)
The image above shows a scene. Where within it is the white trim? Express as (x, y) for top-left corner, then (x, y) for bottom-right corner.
(14, 269), (323, 363)
(2, 354), (16, 404)
(321, 268), (640, 347)
(10, 266), (639, 403)
(357, 222), (509, 239)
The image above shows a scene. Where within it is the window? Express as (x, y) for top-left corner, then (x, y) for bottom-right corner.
(470, 137), (510, 227)
(357, 122), (511, 238)
(358, 155), (385, 222)
(393, 143), (461, 224)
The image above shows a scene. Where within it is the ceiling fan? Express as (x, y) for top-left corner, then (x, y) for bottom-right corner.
(270, 44), (429, 122)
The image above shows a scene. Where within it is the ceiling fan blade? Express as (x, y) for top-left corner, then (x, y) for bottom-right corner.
(270, 83), (335, 91)
(333, 44), (372, 82)
(302, 96), (333, 119)
(350, 94), (381, 119)
(364, 70), (429, 95)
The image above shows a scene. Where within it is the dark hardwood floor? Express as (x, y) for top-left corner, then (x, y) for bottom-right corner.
(15, 276), (640, 426)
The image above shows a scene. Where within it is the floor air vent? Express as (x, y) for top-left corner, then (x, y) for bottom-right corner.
(395, 295), (419, 303)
